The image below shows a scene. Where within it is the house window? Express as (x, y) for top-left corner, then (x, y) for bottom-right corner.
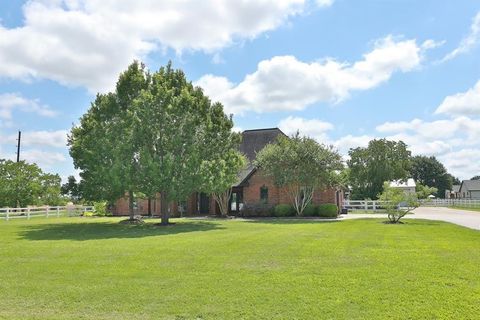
(260, 185), (268, 203)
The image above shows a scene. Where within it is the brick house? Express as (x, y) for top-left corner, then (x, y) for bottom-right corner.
(111, 128), (343, 216)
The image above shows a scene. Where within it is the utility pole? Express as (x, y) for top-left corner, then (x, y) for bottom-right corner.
(16, 131), (21, 162)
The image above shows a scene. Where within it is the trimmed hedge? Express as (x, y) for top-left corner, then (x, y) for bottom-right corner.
(274, 204), (296, 217)
(240, 202), (275, 217)
(302, 204), (317, 217)
(317, 204), (338, 218)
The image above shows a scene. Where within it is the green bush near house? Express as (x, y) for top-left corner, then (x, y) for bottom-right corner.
(274, 204), (295, 217)
(317, 204), (338, 218)
(82, 211), (94, 217)
(302, 204), (317, 216)
(241, 202), (275, 217)
(93, 201), (108, 216)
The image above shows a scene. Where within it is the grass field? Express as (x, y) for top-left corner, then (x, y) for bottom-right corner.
(449, 206), (480, 212)
(1, 217), (479, 319)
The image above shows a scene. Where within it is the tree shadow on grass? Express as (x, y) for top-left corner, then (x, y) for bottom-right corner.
(18, 220), (224, 241)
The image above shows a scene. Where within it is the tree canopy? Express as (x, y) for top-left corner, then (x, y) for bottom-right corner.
(0, 159), (64, 207)
(69, 61), (241, 224)
(410, 155), (452, 197)
(255, 133), (343, 216)
(347, 139), (411, 200)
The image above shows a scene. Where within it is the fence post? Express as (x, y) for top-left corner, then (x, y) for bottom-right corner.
(5, 208), (9, 221)
(56, 206), (60, 217)
(364, 201), (368, 211)
(46, 206), (49, 218)
(373, 201), (377, 212)
(27, 207), (30, 219)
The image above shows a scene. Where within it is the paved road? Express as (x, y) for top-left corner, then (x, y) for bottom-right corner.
(341, 206), (480, 231)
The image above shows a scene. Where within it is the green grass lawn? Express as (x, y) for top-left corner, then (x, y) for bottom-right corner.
(449, 206), (480, 212)
(1, 217), (479, 319)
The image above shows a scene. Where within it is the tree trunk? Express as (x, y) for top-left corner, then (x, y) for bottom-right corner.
(148, 197), (152, 217)
(160, 191), (169, 225)
(128, 190), (134, 220)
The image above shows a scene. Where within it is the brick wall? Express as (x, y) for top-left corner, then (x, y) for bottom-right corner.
(243, 170), (341, 208)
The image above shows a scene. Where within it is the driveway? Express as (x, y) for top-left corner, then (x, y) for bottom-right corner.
(341, 206), (480, 231)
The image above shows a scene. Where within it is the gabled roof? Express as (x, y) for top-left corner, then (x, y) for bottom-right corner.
(452, 185), (461, 192)
(233, 128), (286, 187)
(460, 180), (480, 192)
(239, 128), (286, 162)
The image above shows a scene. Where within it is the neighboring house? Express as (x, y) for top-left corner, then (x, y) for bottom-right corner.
(445, 185), (461, 199)
(389, 178), (416, 195)
(458, 180), (480, 199)
(111, 128), (343, 216)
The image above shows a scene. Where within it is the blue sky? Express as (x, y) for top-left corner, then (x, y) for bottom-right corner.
(1, 0), (480, 180)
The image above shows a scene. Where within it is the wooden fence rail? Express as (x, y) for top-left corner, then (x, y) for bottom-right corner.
(0, 205), (94, 221)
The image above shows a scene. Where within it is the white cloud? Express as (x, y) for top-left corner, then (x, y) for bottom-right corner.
(197, 36), (429, 115)
(278, 116), (333, 142)
(442, 11), (480, 62)
(21, 149), (66, 167)
(0, 93), (56, 119)
(282, 114), (480, 179)
(435, 80), (480, 116)
(2, 130), (68, 148)
(439, 149), (480, 180)
(316, 0), (334, 7)
(0, 0), (325, 92)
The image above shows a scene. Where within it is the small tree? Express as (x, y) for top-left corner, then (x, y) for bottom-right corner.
(255, 133), (343, 216)
(201, 150), (246, 217)
(379, 182), (419, 223)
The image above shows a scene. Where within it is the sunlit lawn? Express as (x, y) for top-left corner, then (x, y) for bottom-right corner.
(1, 216), (479, 319)
(449, 206), (480, 213)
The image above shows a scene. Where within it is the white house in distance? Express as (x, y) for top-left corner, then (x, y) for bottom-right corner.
(390, 178), (416, 195)
(458, 180), (480, 199)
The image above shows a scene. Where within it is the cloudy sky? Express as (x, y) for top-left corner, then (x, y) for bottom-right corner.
(0, 0), (479, 181)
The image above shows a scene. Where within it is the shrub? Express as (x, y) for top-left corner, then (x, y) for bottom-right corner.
(240, 202), (274, 217)
(93, 201), (108, 216)
(83, 211), (94, 217)
(302, 204), (317, 216)
(274, 204), (295, 217)
(317, 204), (338, 218)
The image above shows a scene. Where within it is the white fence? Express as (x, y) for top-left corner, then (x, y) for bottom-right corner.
(344, 199), (480, 212)
(0, 205), (94, 220)
(420, 199), (480, 207)
(343, 200), (390, 212)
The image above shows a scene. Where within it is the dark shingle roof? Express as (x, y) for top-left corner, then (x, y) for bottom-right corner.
(239, 128), (286, 162)
(461, 180), (480, 191)
(233, 128), (286, 187)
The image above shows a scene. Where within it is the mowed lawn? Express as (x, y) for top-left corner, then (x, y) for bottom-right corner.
(1, 217), (479, 319)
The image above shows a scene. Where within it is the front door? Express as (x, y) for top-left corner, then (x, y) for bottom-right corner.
(229, 189), (243, 215)
(198, 193), (210, 214)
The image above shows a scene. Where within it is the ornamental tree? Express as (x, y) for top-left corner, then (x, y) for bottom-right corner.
(255, 133), (343, 216)
(378, 182), (419, 223)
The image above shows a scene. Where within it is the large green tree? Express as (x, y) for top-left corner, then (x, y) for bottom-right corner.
(71, 61), (240, 224)
(135, 64), (241, 224)
(348, 139), (411, 200)
(255, 133), (343, 216)
(410, 155), (452, 198)
(0, 160), (63, 207)
(69, 62), (150, 220)
(61, 175), (82, 203)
